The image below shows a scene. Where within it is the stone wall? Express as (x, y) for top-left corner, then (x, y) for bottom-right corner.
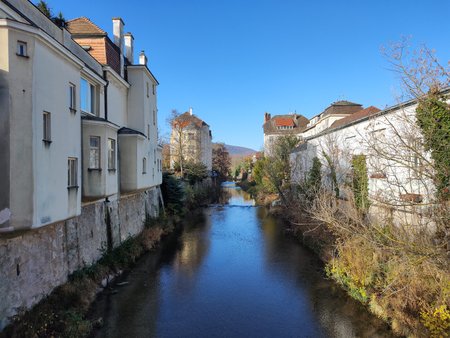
(0, 187), (161, 330)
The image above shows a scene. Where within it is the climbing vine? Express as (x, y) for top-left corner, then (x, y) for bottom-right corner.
(416, 90), (450, 201)
(322, 151), (340, 198)
(352, 155), (369, 212)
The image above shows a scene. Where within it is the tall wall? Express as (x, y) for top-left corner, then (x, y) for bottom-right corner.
(0, 187), (160, 330)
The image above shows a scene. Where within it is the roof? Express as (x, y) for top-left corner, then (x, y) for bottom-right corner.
(273, 117), (295, 127)
(173, 112), (209, 129)
(118, 127), (146, 138)
(330, 106), (381, 129)
(263, 114), (309, 134)
(322, 100), (363, 117)
(66, 17), (107, 36)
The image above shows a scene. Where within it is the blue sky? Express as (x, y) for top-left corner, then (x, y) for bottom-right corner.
(43, 0), (449, 150)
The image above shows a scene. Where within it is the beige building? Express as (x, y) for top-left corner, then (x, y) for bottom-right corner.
(170, 109), (213, 171)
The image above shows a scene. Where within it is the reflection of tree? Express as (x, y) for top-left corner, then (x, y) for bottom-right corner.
(257, 209), (391, 337)
(226, 187), (255, 206)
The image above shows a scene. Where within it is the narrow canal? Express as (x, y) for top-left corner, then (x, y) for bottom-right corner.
(90, 184), (393, 338)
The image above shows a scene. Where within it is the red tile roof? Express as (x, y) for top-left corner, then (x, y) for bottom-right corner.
(330, 106), (381, 129)
(273, 117), (295, 127)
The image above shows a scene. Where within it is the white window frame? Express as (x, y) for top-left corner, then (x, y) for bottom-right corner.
(43, 111), (51, 143)
(69, 83), (76, 112)
(17, 41), (27, 57)
(89, 136), (101, 169)
(108, 138), (116, 170)
(68, 157), (78, 187)
(80, 77), (97, 115)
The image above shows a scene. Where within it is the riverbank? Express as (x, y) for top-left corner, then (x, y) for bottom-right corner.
(0, 215), (175, 338)
(242, 181), (449, 337)
(1, 177), (223, 337)
(86, 185), (394, 337)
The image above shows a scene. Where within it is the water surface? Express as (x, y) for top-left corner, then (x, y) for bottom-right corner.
(91, 184), (393, 337)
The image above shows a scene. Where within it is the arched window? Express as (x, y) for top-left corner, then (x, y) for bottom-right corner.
(143, 157), (147, 174)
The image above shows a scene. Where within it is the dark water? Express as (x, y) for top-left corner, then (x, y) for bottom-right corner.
(90, 184), (393, 338)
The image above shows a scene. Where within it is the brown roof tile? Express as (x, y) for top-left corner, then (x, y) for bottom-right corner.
(66, 17), (106, 36)
(330, 106), (381, 129)
(263, 114), (309, 134)
(173, 112), (208, 129)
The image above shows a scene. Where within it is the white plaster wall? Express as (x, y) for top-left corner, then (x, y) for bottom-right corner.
(32, 39), (82, 227)
(82, 122), (119, 199)
(118, 135), (138, 192)
(127, 68), (145, 133)
(291, 104), (435, 205)
(106, 71), (128, 127)
(126, 66), (160, 189)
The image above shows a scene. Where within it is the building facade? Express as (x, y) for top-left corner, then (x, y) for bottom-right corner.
(0, 0), (163, 328)
(170, 109), (213, 171)
(289, 96), (444, 224)
(0, 1), (162, 233)
(262, 112), (309, 156)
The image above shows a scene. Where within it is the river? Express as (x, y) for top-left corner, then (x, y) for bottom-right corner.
(90, 183), (393, 338)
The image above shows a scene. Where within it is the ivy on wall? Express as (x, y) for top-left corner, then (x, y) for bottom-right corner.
(416, 90), (450, 201)
(352, 155), (369, 212)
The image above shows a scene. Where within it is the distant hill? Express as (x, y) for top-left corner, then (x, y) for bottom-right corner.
(213, 143), (258, 169)
(213, 143), (257, 157)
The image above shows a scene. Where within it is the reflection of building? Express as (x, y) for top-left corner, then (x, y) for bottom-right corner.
(170, 108), (213, 170)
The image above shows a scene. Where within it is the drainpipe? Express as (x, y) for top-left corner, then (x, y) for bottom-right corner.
(103, 70), (109, 121)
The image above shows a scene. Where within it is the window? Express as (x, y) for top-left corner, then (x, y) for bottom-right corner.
(154, 149), (156, 164)
(153, 110), (156, 125)
(147, 124), (150, 139)
(43, 111), (51, 142)
(17, 41), (27, 57)
(89, 136), (101, 169)
(69, 83), (76, 112)
(80, 78), (96, 115)
(142, 158), (147, 174)
(68, 157), (78, 187)
(146, 82), (150, 97)
(108, 138), (116, 170)
(152, 83), (156, 95)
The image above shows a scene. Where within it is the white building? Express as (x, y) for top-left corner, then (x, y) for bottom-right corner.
(290, 97), (441, 219)
(0, 0), (162, 232)
(262, 112), (309, 156)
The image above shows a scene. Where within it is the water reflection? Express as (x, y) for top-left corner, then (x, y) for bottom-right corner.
(90, 186), (393, 338)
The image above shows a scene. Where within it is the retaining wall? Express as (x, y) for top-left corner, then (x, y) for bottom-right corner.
(0, 187), (160, 329)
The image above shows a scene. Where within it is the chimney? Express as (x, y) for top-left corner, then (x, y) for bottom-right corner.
(189, 107), (193, 115)
(112, 18), (124, 49)
(112, 17), (125, 77)
(124, 33), (134, 64)
(264, 112), (271, 122)
(139, 50), (147, 66)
